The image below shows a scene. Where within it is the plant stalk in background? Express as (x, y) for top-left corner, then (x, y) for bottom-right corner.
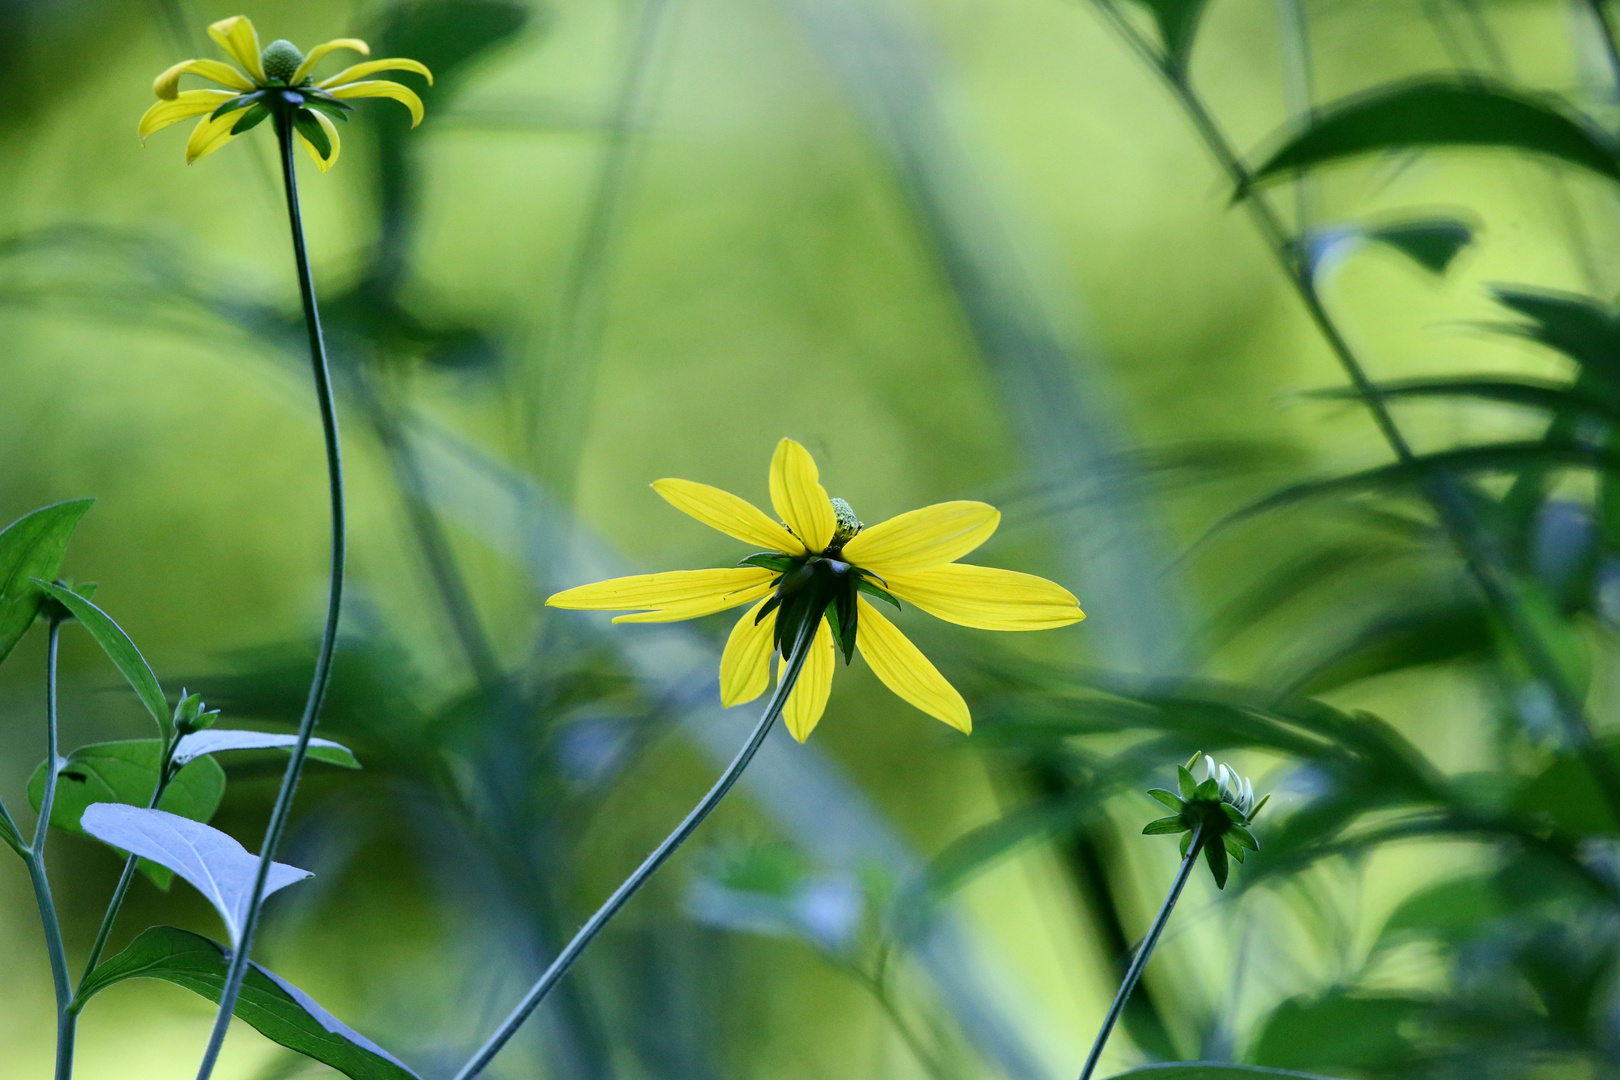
(192, 109), (348, 1080)
(24, 617), (73, 1080)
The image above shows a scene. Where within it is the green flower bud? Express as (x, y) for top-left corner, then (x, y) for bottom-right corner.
(829, 497), (863, 546)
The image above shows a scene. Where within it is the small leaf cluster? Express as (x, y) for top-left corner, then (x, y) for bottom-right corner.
(1144, 754), (1268, 889)
(740, 549), (900, 666)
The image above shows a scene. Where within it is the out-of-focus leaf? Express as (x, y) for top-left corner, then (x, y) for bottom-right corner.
(172, 730), (360, 769)
(1378, 873), (1504, 948)
(77, 926), (419, 1080)
(27, 740), (224, 886)
(0, 499), (92, 666)
(1491, 287), (1620, 382)
(371, 0), (530, 92)
(37, 582), (168, 735)
(1364, 218), (1475, 274)
(1516, 744), (1620, 835)
(1251, 992), (1426, 1070)
(1109, 1067), (1344, 1080)
(1306, 377), (1615, 421)
(1124, 0), (1208, 73)
(79, 804), (310, 944)
(1247, 80), (1620, 189)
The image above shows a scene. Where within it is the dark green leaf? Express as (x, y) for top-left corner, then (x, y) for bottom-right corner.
(1109, 1067), (1345, 1080)
(1220, 802), (1244, 821)
(1252, 992), (1426, 1071)
(76, 927), (420, 1080)
(37, 582), (169, 735)
(231, 104), (270, 134)
(1377, 873), (1503, 948)
(1230, 824), (1259, 850)
(1364, 218), (1475, 274)
(1204, 834), (1229, 887)
(1516, 743), (1620, 835)
(740, 552), (794, 573)
(1143, 815), (1188, 835)
(1491, 287), (1620, 380)
(28, 740), (224, 887)
(1306, 377), (1616, 421)
(293, 111), (331, 159)
(1247, 79), (1620, 191)
(1223, 835), (1246, 861)
(0, 500), (93, 666)
(371, 0), (530, 90)
(855, 577), (902, 610)
(1124, 0), (1209, 73)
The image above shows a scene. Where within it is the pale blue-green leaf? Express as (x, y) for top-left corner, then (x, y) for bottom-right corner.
(173, 730), (360, 769)
(0, 499), (93, 666)
(1108, 1064), (1344, 1080)
(79, 804), (311, 944)
(36, 582), (168, 734)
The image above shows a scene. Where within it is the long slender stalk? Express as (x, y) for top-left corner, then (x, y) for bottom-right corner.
(23, 618), (75, 1080)
(1092, 2), (1620, 814)
(193, 113), (348, 1080)
(451, 619), (818, 1080)
(1076, 825), (1203, 1080)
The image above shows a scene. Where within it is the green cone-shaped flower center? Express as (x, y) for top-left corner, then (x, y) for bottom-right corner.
(829, 497), (863, 547)
(260, 39), (305, 83)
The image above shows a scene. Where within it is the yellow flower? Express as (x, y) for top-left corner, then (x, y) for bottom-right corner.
(547, 439), (1085, 741)
(138, 16), (433, 171)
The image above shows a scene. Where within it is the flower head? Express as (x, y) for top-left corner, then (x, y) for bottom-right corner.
(138, 16), (433, 171)
(546, 439), (1084, 742)
(1143, 753), (1269, 889)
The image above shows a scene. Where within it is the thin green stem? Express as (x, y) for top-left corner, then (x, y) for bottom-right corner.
(22, 619), (73, 1080)
(1076, 825), (1203, 1080)
(451, 619), (819, 1080)
(1092, 2), (1620, 817)
(194, 113), (348, 1080)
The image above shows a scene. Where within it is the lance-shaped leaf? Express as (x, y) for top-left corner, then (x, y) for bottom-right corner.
(79, 804), (311, 944)
(173, 730), (361, 769)
(28, 740), (224, 887)
(1246, 80), (1620, 191)
(1109, 1066), (1344, 1080)
(1125, 0), (1209, 73)
(77, 926), (419, 1080)
(1363, 218), (1475, 275)
(0, 500), (93, 666)
(36, 582), (169, 735)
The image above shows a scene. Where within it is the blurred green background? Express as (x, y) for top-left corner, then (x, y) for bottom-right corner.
(5, 0), (1620, 1076)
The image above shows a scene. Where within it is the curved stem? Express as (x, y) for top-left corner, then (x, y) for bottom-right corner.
(194, 113), (347, 1080)
(1076, 825), (1203, 1080)
(451, 620), (819, 1080)
(24, 619), (73, 1080)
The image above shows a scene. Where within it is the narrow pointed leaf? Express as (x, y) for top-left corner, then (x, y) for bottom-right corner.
(0, 500), (93, 666)
(1247, 80), (1620, 190)
(1364, 219), (1475, 274)
(1148, 788), (1185, 810)
(76, 926), (419, 1080)
(1108, 1067), (1347, 1080)
(1231, 824), (1259, 850)
(172, 730), (360, 769)
(79, 804), (310, 944)
(1143, 815), (1189, 834)
(36, 582), (168, 735)
(1124, 0), (1209, 72)
(1178, 764), (1198, 799)
(1205, 834), (1230, 888)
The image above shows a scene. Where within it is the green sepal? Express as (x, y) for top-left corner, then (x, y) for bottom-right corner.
(1179, 831), (1193, 857)
(303, 93), (356, 116)
(829, 589), (858, 665)
(855, 577), (902, 610)
(209, 90), (264, 121)
(754, 595), (781, 624)
(1230, 825), (1259, 851)
(231, 105), (270, 135)
(1223, 836), (1247, 863)
(293, 110), (331, 158)
(1177, 765), (1198, 800)
(1220, 802), (1244, 822)
(1205, 836), (1230, 888)
(1143, 815), (1188, 835)
(1195, 777), (1220, 800)
(1147, 788), (1184, 811)
(1249, 793), (1271, 820)
(741, 552), (795, 574)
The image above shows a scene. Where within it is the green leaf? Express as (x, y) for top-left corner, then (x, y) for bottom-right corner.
(1204, 833), (1229, 888)
(855, 577), (902, 610)
(740, 552), (795, 573)
(1516, 743), (1620, 835)
(36, 582), (168, 735)
(1252, 992), (1426, 1071)
(1124, 0), (1209, 73)
(28, 740), (224, 888)
(1230, 824), (1259, 850)
(1246, 79), (1620, 191)
(1491, 287), (1620, 380)
(1177, 764), (1198, 799)
(1108, 1067), (1345, 1080)
(1223, 835), (1246, 862)
(76, 926), (420, 1080)
(1147, 788), (1184, 810)
(1377, 873), (1503, 948)
(1143, 815), (1188, 835)
(0, 500), (93, 667)
(293, 110), (332, 158)
(1363, 218), (1475, 275)
(1306, 377), (1616, 421)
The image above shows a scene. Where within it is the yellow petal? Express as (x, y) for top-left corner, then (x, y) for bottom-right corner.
(720, 600), (775, 707)
(841, 501), (999, 575)
(769, 439), (835, 554)
(327, 79), (425, 126)
(317, 57), (433, 89)
(778, 619), (835, 742)
(855, 598), (970, 733)
(884, 564), (1084, 631)
(139, 90), (236, 141)
(610, 577), (773, 623)
(153, 58), (254, 100)
(547, 566), (771, 615)
(299, 110), (341, 172)
(208, 16), (265, 83)
(291, 38), (371, 85)
(185, 109), (246, 164)
(653, 478), (806, 555)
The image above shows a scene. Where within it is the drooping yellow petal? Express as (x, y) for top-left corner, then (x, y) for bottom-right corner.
(326, 79), (425, 126)
(153, 58), (254, 100)
(720, 600), (775, 707)
(185, 108), (248, 164)
(547, 566), (772, 616)
(779, 619), (835, 741)
(139, 90), (236, 141)
(208, 16), (265, 83)
(291, 38), (370, 85)
(317, 57), (433, 89)
(841, 501), (999, 575)
(855, 598), (970, 733)
(884, 564), (1084, 631)
(768, 439), (835, 555)
(299, 109), (342, 172)
(611, 577), (773, 623)
(653, 478), (806, 555)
